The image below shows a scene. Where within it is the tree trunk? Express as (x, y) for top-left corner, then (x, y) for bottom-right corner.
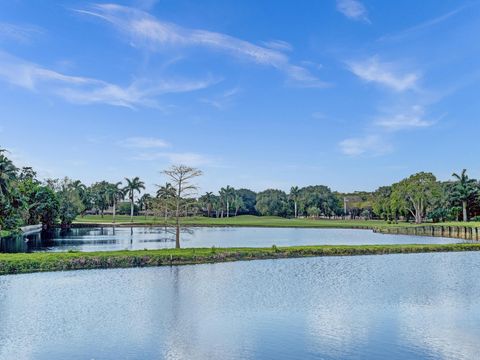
(415, 210), (422, 224)
(294, 202), (297, 218)
(175, 182), (181, 249)
(130, 198), (134, 223)
(175, 223), (180, 249)
(463, 200), (468, 222)
(226, 200), (229, 218)
(113, 200), (116, 224)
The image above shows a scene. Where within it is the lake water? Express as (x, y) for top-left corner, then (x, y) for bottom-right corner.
(0, 226), (461, 253)
(1, 252), (480, 359)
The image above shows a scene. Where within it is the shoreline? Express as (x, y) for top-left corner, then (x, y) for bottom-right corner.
(2, 243), (480, 276)
(68, 222), (374, 229)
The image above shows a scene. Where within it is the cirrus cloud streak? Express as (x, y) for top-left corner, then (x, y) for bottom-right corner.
(75, 3), (327, 88)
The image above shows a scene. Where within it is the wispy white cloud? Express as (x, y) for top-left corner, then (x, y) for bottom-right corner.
(339, 105), (435, 156)
(339, 135), (392, 156)
(336, 0), (370, 23)
(347, 56), (419, 92)
(75, 4), (327, 88)
(375, 105), (434, 131)
(378, 4), (471, 42)
(261, 39), (293, 52)
(199, 87), (241, 109)
(301, 60), (323, 70)
(0, 51), (216, 108)
(0, 22), (44, 43)
(122, 137), (170, 148)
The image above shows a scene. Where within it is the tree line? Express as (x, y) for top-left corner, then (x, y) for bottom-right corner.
(2, 146), (480, 237)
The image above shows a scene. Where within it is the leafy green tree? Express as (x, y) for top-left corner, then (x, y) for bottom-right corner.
(297, 185), (340, 218)
(33, 186), (59, 229)
(338, 192), (374, 219)
(58, 189), (83, 227)
(255, 189), (289, 216)
(391, 172), (440, 224)
(90, 181), (111, 218)
(427, 208), (448, 223)
(235, 188), (257, 214)
(232, 193), (245, 216)
(71, 180), (92, 217)
(19, 167), (37, 181)
(372, 186), (394, 220)
(138, 193), (153, 219)
(0, 150), (23, 230)
(0, 149), (17, 198)
(156, 182), (176, 222)
(17, 177), (42, 225)
(307, 206), (320, 217)
(46, 178), (84, 227)
(451, 169), (477, 222)
(123, 177), (145, 222)
(118, 202), (139, 216)
(199, 191), (215, 217)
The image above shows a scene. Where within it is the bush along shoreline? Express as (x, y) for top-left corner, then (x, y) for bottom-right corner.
(2, 243), (480, 276)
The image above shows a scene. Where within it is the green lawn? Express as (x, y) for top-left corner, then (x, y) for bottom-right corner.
(2, 243), (480, 275)
(74, 214), (480, 229)
(74, 214), (396, 228)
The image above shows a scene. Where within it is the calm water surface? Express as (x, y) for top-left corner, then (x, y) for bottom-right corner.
(1, 252), (480, 359)
(0, 226), (461, 253)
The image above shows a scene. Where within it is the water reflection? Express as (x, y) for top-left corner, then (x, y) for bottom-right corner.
(1, 252), (480, 359)
(0, 226), (463, 253)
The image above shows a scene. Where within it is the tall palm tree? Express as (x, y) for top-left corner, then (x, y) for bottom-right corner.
(123, 177), (145, 222)
(201, 191), (214, 217)
(0, 149), (17, 197)
(107, 182), (124, 223)
(232, 194), (244, 216)
(452, 169), (477, 222)
(220, 185), (235, 218)
(71, 180), (89, 217)
(139, 193), (152, 219)
(156, 182), (176, 222)
(289, 186), (300, 218)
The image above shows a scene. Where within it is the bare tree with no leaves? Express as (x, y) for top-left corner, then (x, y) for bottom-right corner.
(162, 165), (203, 248)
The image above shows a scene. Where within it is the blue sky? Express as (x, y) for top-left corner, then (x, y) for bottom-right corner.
(0, 0), (479, 193)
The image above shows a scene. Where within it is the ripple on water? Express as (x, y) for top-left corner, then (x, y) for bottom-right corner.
(1, 252), (480, 359)
(1, 226), (463, 253)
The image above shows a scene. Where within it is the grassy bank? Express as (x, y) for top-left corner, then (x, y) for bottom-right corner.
(74, 215), (397, 229)
(2, 243), (480, 275)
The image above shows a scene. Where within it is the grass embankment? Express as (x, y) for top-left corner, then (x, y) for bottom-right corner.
(2, 243), (480, 275)
(74, 215), (398, 229)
